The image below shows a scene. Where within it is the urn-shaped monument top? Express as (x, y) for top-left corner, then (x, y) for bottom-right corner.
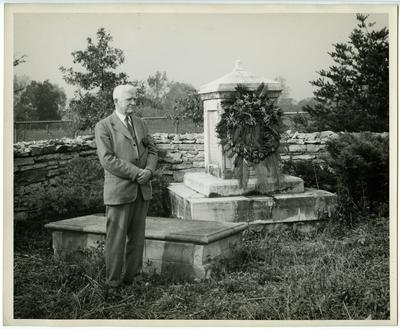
(199, 60), (282, 96)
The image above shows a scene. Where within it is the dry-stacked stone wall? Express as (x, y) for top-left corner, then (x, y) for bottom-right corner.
(14, 131), (337, 221)
(14, 133), (204, 221)
(280, 130), (338, 162)
(152, 133), (205, 181)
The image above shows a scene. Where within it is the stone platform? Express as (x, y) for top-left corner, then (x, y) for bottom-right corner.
(169, 183), (336, 223)
(45, 215), (247, 278)
(184, 172), (304, 197)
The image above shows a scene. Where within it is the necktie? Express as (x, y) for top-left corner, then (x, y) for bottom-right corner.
(124, 116), (136, 140)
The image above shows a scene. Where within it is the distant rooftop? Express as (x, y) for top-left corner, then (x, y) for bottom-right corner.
(198, 60), (282, 94)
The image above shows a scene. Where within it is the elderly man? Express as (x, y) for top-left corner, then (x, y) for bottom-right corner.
(95, 84), (158, 294)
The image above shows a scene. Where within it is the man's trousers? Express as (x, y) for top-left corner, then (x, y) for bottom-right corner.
(105, 192), (149, 287)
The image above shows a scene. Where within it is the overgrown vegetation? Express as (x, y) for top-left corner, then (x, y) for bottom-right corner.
(282, 160), (336, 192)
(146, 173), (173, 218)
(326, 132), (389, 225)
(283, 131), (389, 224)
(27, 157), (105, 221)
(326, 132), (389, 207)
(25, 156), (173, 221)
(14, 216), (389, 320)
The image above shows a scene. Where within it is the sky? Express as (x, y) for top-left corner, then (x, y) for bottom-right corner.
(13, 11), (389, 102)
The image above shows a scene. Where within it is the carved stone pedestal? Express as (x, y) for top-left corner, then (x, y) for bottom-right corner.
(169, 61), (336, 226)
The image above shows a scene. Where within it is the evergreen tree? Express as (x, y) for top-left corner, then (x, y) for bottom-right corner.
(305, 14), (388, 132)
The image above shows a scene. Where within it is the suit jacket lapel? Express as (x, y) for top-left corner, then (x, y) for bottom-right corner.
(110, 111), (133, 140)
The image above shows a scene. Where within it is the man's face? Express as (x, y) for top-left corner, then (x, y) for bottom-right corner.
(115, 88), (138, 115)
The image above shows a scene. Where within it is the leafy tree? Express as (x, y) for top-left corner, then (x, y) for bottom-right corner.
(14, 74), (30, 107)
(275, 76), (307, 114)
(141, 73), (203, 126)
(275, 76), (297, 113)
(305, 14), (388, 132)
(14, 80), (66, 121)
(146, 71), (169, 108)
(13, 57), (29, 112)
(163, 82), (202, 132)
(291, 98), (318, 132)
(13, 75), (30, 144)
(60, 28), (128, 92)
(60, 28), (143, 131)
(174, 89), (203, 126)
(275, 76), (290, 99)
(278, 97), (298, 113)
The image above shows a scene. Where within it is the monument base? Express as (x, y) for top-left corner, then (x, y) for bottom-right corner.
(169, 177), (336, 224)
(45, 215), (247, 279)
(184, 172), (304, 197)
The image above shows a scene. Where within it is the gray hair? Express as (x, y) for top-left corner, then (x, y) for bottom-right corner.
(113, 84), (138, 100)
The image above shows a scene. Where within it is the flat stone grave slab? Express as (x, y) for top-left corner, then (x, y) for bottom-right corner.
(169, 183), (336, 223)
(45, 215), (247, 278)
(184, 172), (304, 197)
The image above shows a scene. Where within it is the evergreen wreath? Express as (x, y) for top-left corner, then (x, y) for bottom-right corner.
(216, 83), (283, 190)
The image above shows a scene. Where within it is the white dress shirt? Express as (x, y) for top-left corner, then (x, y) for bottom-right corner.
(115, 110), (130, 128)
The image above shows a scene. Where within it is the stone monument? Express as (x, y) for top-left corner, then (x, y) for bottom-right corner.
(44, 62), (337, 277)
(169, 62), (336, 224)
(201, 60), (282, 180)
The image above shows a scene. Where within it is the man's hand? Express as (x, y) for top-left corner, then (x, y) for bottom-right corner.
(136, 169), (152, 184)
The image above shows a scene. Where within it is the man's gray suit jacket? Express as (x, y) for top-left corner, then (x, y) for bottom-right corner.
(95, 111), (158, 205)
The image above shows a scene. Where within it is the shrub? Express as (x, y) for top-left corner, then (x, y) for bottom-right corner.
(326, 132), (389, 218)
(27, 157), (176, 221)
(147, 172), (173, 217)
(282, 159), (336, 192)
(28, 157), (105, 220)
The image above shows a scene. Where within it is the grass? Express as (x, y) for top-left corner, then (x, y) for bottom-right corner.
(14, 216), (390, 320)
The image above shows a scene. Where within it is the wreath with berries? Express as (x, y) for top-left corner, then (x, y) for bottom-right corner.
(216, 83), (283, 190)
